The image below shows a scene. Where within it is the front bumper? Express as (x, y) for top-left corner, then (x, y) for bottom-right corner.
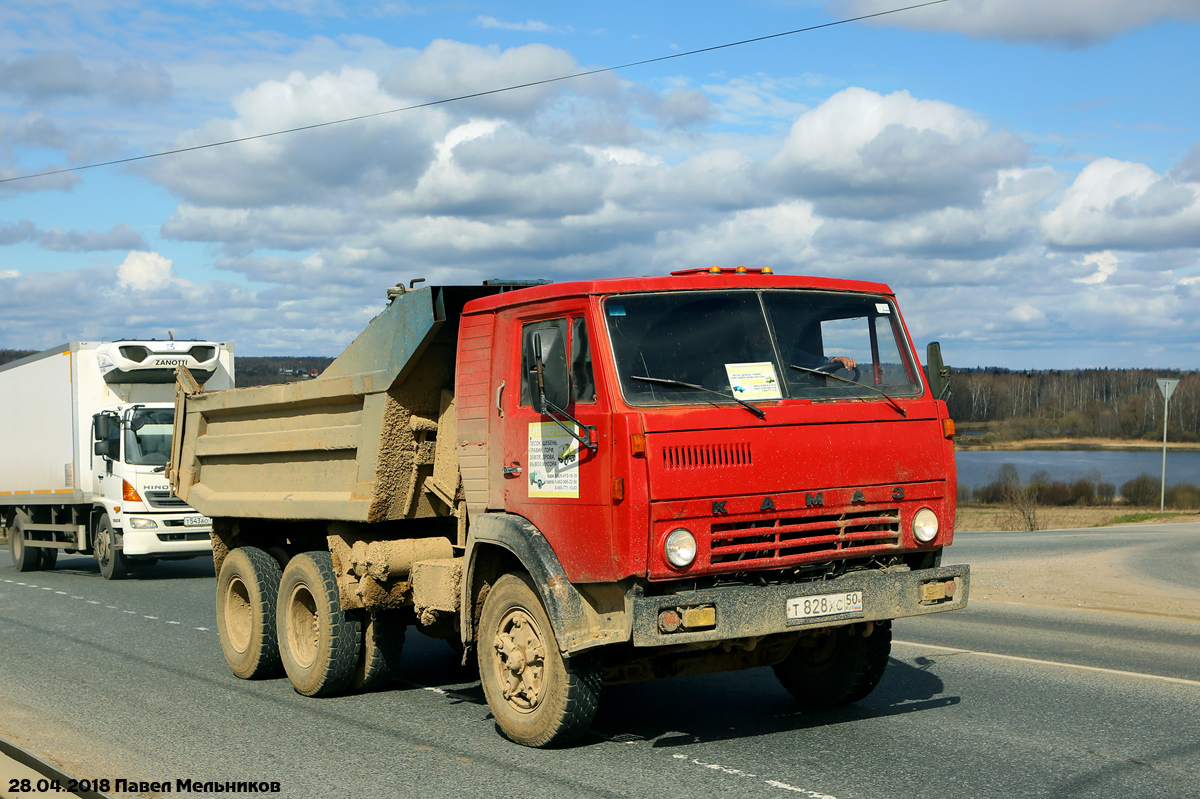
(117, 514), (214, 557)
(630, 564), (969, 647)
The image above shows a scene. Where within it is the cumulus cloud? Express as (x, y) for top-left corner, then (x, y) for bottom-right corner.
(833, 0), (1200, 47)
(765, 88), (1028, 219)
(117, 251), (175, 290)
(1042, 155), (1200, 250)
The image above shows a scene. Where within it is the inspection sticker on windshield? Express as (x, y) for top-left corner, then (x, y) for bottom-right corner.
(786, 591), (864, 622)
(724, 362), (782, 400)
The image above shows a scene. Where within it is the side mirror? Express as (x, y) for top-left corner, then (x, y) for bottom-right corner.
(926, 342), (950, 401)
(93, 413), (111, 442)
(94, 440), (114, 459)
(528, 328), (569, 414)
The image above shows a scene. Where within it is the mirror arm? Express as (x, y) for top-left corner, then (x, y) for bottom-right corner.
(532, 355), (598, 453)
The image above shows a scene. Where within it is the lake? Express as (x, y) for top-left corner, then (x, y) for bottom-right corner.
(954, 448), (1200, 493)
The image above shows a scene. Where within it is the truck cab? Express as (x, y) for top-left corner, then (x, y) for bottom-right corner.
(92, 403), (213, 566)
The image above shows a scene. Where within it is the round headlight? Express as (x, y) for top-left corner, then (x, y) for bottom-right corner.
(664, 528), (697, 568)
(912, 508), (939, 543)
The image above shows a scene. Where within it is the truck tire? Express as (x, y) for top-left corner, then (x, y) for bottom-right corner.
(773, 620), (892, 707)
(94, 515), (128, 580)
(477, 572), (600, 747)
(9, 516), (43, 572)
(216, 547), (284, 679)
(351, 611), (405, 691)
(40, 546), (58, 570)
(277, 552), (361, 697)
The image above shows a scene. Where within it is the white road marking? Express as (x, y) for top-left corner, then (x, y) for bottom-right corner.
(7, 579), (208, 634)
(894, 639), (1200, 687)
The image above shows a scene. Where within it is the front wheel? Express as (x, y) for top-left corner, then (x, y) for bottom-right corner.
(9, 516), (43, 572)
(216, 547), (284, 679)
(277, 552), (361, 697)
(773, 620), (892, 707)
(94, 515), (127, 580)
(477, 573), (600, 747)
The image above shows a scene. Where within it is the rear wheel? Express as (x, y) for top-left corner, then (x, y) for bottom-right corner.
(477, 573), (600, 747)
(94, 515), (127, 580)
(9, 516), (43, 572)
(773, 620), (892, 707)
(216, 547), (284, 679)
(39, 546), (58, 570)
(277, 552), (361, 697)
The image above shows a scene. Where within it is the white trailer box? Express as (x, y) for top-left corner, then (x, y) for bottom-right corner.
(2, 340), (233, 578)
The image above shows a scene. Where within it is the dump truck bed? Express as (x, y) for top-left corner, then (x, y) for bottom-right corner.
(170, 285), (496, 523)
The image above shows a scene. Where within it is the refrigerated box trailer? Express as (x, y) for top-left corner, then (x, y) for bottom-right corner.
(2, 340), (234, 579)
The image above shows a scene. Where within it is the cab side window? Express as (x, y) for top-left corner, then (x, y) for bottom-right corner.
(520, 319), (569, 408)
(519, 316), (596, 407)
(571, 317), (596, 404)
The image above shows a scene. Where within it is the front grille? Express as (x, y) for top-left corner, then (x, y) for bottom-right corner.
(662, 442), (752, 470)
(707, 509), (901, 569)
(145, 490), (188, 509)
(157, 532), (210, 542)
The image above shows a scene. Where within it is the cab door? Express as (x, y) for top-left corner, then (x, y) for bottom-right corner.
(494, 304), (614, 582)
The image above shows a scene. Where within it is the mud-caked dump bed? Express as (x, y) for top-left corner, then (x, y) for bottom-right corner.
(169, 285), (496, 525)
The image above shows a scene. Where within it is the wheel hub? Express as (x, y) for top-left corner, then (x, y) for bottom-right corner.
(493, 611), (546, 712)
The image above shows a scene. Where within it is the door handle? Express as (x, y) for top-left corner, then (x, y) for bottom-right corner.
(503, 463), (523, 477)
(495, 380), (505, 417)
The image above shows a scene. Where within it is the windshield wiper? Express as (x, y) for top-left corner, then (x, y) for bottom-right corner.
(789, 364), (906, 416)
(630, 374), (767, 419)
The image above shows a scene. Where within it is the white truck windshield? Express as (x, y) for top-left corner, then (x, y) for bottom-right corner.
(124, 408), (175, 466)
(603, 290), (922, 406)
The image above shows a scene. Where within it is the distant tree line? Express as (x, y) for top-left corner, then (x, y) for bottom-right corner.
(969, 463), (1199, 512)
(946, 368), (1200, 442)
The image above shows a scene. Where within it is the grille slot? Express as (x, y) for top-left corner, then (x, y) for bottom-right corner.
(144, 490), (188, 509)
(709, 509), (901, 567)
(662, 442), (752, 470)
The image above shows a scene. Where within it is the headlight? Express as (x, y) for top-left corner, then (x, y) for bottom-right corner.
(127, 517), (158, 529)
(912, 508), (938, 543)
(664, 528), (697, 568)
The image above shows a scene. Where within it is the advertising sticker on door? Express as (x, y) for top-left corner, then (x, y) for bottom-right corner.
(527, 421), (580, 498)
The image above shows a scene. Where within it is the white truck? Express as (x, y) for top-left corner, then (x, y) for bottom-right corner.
(1, 340), (234, 579)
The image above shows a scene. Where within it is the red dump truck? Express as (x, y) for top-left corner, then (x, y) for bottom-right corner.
(169, 268), (967, 747)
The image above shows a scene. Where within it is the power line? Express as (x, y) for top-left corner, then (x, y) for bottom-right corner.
(0, 0), (949, 186)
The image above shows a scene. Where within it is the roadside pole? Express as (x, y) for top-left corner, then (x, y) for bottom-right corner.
(1156, 378), (1179, 514)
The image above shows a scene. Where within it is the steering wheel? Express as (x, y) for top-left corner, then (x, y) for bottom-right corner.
(814, 360), (861, 383)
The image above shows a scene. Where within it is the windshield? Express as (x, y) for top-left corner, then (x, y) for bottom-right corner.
(124, 407), (175, 466)
(603, 290), (921, 406)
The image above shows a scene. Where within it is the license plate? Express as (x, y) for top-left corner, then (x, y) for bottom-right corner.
(184, 515), (212, 527)
(786, 591), (864, 621)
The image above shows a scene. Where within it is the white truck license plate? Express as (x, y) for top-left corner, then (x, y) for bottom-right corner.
(786, 591), (864, 621)
(184, 515), (212, 527)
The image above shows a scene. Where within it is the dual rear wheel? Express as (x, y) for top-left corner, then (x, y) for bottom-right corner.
(216, 548), (399, 696)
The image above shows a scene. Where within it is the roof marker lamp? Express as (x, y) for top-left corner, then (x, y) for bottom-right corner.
(664, 528), (697, 568)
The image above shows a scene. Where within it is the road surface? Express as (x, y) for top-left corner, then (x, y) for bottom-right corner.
(2, 523), (1198, 798)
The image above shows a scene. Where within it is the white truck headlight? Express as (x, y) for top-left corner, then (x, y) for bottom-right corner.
(664, 528), (697, 568)
(912, 508), (938, 543)
(127, 517), (158, 529)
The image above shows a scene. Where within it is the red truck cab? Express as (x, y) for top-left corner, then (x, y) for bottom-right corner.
(453, 269), (966, 744)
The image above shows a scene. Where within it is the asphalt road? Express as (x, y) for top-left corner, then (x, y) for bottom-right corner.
(2, 525), (1198, 799)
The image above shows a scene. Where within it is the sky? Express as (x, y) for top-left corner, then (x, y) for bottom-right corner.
(1, 0), (1199, 370)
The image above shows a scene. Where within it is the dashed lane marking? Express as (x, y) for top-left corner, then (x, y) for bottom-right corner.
(3, 577), (213, 634)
